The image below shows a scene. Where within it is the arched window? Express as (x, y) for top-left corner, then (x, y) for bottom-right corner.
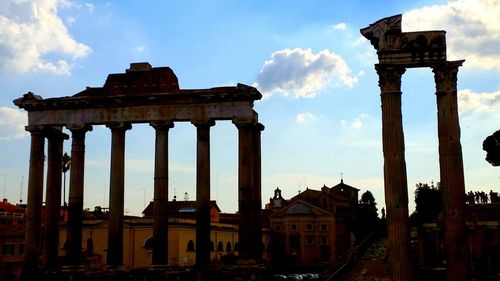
(217, 241), (223, 252)
(144, 237), (153, 250)
(234, 242), (239, 252)
(187, 240), (195, 252)
(226, 242), (232, 252)
(210, 241), (215, 252)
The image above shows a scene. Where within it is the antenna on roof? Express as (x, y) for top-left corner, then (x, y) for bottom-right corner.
(19, 176), (24, 203)
(340, 172), (344, 183)
(3, 175), (6, 199)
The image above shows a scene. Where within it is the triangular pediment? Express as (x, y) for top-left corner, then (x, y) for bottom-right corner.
(270, 199), (333, 218)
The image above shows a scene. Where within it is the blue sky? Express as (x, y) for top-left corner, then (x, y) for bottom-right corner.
(0, 0), (499, 215)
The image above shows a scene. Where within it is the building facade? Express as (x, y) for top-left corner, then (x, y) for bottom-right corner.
(266, 181), (359, 267)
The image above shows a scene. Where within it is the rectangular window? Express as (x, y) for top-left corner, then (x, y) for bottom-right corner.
(19, 244), (25, 255)
(320, 224), (328, 232)
(291, 224), (298, 231)
(289, 235), (300, 248)
(3, 244), (15, 255)
(305, 236), (314, 245)
(306, 224), (313, 231)
(320, 236), (328, 245)
(274, 225), (282, 231)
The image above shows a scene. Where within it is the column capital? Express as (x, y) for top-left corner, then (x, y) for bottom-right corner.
(432, 60), (464, 94)
(150, 121), (174, 130)
(66, 124), (93, 133)
(106, 122), (132, 131)
(191, 119), (215, 128)
(45, 126), (69, 140)
(25, 125), (46, 134)
(375, 64), (406, 93)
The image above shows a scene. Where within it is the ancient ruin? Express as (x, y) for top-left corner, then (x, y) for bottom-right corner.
(361, 15), (468, 281)
(14, 63), (264, 278)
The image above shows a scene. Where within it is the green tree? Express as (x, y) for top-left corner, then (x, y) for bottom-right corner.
(483, 129), (500, 166)
(410, 182), (442, 225)
(356, 190), (380, 238)
(62, 152), (71, 207)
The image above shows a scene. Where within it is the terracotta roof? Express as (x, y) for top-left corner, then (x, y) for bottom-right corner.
(142, 200), (221, 217)
(0, 199), (25, 213)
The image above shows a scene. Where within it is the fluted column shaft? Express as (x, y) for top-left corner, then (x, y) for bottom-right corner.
(150, 121), (174, 266)
(66, 125), (92, 266)
(21, 126), (46, 280)
(106, 123), (131, 267)
(433, 61), (469, 281)
(376, 65), (413, 281)
(193, 120), (214, 271)
(251, 123), (264, 261)
(43, 127), (68, 271)
(236, 122), (255, 261)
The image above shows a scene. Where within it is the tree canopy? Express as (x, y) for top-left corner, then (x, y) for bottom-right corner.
(356, 190), (380, 238)
(483, 130), (500, 166)
(410, 182), (442, 225)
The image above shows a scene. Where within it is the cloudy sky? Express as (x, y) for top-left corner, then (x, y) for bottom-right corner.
(0, 0), (498, 215)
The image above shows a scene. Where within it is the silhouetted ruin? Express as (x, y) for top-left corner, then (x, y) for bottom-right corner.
(13, 63), (264, 280)
(361, 14), (468, 281)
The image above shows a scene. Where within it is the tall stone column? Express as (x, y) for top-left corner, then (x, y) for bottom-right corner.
(43, 127), (68, 271)
(20, 126), (46, 280)
(193, 120), (214, 271)
(433, 61), (469, 281)
(235, 121), (255, 262)
(66, 125), (92, 267)
(106, 123), (131, 267)
(376, 65), (413, 281)
(251, 123), (264, 262)
(150, 121), (174, 266)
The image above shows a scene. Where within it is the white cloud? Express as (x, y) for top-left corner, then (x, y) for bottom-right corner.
(0, 0), (92, 75)
(403, 0), (500, 70)
(0, 107), (28, 140)
(65, 15), (75, 25)
(332, 22), (347, 31)
(341, 113), (369, 129)
(134, 45), (148, 53)
(458, 89), (500, 114)
(84, 3), (94, 13)
(254, 48), (358, 99)
(296, 112), (317, 124)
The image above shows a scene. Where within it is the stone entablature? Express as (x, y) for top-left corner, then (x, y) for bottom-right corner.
(360, 14), (446, 67)
(14, 63), (261, 126)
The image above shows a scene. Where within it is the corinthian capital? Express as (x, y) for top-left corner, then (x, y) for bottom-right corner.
(432, 60), (464, 93)
(375, 65), (406, 93)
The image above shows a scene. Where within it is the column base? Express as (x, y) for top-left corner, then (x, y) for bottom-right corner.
(149, 264), (171, 271)
(61, 265), (86, 273)
(236, 259), (257, 266)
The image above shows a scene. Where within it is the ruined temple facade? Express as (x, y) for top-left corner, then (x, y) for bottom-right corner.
(14, 63), (264, 277)
(361, 15), (468, 281)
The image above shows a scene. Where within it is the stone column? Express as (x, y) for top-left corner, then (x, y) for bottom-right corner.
(193, 120), (215, 271)
(43, 127), (68, 271)
(433, 61), (469, 281)
(376, 64), (413, 281)
(150, 121), (174, 266)
(251, 123), (264, 262)
(21, 126), (46, 280)
(235, 121), (255, 262)
(106, 123), (131, 267)
(65, 125), (92, 267)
